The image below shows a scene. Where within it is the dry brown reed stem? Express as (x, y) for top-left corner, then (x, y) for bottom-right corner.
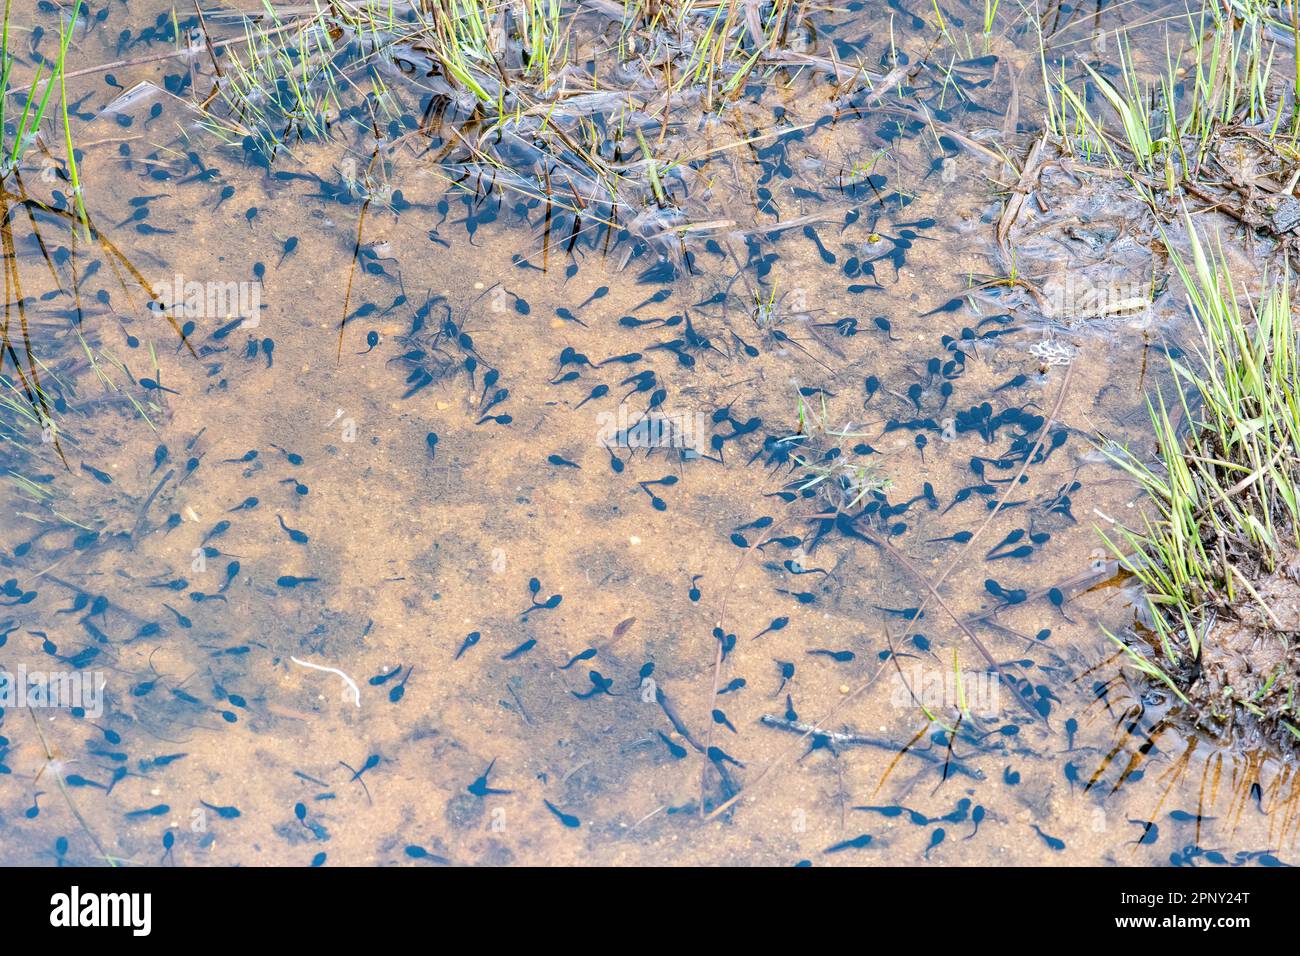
(8, 16), (318, 94)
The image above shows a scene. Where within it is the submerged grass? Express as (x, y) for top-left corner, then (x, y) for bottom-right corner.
(1, 0), (84, 195)
(201, 4), (352, 156)
(0, 0), (91, 467)
(1102, 214), (1300, 739)
(1045, 4), (1295, 198)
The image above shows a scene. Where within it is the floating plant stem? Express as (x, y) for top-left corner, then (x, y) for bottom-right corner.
(58, 0), (88, 241)
(636, 128), (667, 206)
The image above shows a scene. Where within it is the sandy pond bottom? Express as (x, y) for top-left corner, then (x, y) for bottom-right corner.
(0, 0), (1298, 867)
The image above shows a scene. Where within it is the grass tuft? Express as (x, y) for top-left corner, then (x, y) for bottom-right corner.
(1101, 213), (1300, 734)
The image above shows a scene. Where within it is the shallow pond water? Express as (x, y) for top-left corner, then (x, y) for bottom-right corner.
(0, 0), (1297, 866)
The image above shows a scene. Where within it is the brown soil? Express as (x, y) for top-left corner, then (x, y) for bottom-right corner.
(1194, 549), (1300, 746)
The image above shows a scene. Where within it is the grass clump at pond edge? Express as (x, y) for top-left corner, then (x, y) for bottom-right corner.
(1103, 213), (1300, 745)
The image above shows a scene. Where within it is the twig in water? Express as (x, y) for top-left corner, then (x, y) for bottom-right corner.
(27, 708), (118, 865)
(130, 468), (173, 546)
(290, 656), (361, 708)
(7, 17), (317, 94)
(759, 715), (985, 779)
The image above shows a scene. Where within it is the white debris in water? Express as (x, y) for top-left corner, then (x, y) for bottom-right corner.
(1028, 337), (1075, 366)
(290, 657), (362, 708)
